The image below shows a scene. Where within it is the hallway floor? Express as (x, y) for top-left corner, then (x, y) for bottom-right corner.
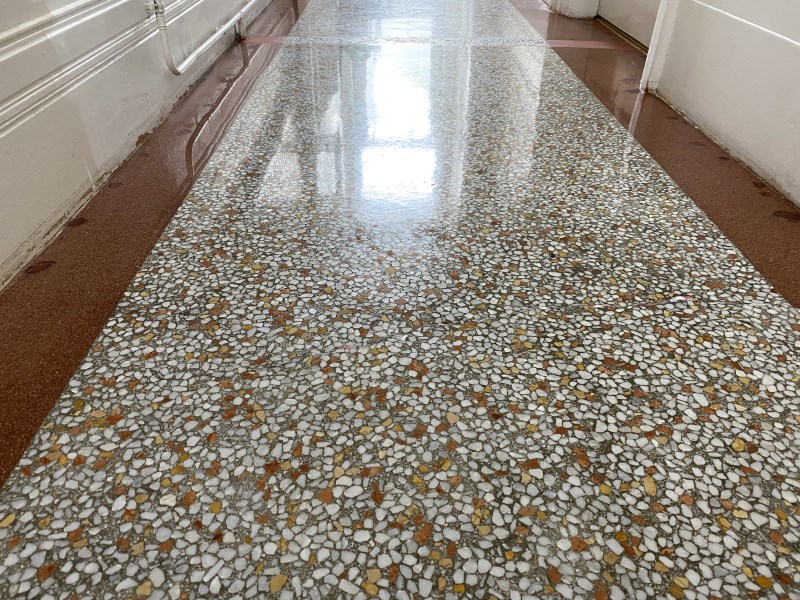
(1, 0), (799, 598)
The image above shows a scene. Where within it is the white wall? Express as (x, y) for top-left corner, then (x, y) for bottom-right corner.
(598, 0), (660, 46)
(543, 0), (600, 19)
(645, 0), (800, 206)
(0, 0), (270, 288)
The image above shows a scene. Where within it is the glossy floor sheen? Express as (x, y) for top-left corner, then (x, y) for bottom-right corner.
(1, 1), (799, 599)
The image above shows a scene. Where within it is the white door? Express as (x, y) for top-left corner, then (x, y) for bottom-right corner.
(598, 0), (661, 47)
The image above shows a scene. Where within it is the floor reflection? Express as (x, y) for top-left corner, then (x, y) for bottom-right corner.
(237, 40), (550, 240)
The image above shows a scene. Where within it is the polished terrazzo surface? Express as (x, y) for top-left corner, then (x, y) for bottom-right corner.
(1, 0), (799, 598)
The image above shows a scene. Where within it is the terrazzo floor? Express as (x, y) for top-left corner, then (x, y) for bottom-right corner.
(1, 0), (799, 598)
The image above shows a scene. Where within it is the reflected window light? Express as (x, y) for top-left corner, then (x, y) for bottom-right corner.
(367, 47), (431, 141)
(361, 148), (435, 206)
(375, 18), (431, 39)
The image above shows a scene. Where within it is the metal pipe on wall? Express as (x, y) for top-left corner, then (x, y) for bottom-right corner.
(151, 0), (260, 75)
